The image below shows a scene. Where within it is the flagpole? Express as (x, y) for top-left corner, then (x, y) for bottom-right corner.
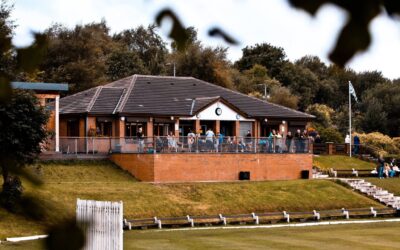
(349, 81), (352, 158)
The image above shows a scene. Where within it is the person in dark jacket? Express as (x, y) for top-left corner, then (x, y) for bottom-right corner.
(285, 131), (293, 153)
(353, 134), (360, 155)
(314, 134), (322, 143)
(378, 156), (385, 179)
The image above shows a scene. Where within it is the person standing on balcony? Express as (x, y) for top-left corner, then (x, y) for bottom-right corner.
(205, 128), (215, 152)
(187, 129), (196, 152)
(285, 131), (293, 153)
(218, 132), (224, 152)
(294, 129), (301, 153)
(245, 130), (252, 152)
(137, 127), (144, 153)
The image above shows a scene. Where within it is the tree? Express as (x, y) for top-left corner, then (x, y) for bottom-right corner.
(360, 97), (388, 134)
(113, 25), (168, 75)
(361, 83), (400, 136)
(0, 90), (48, 210)
(235, 64), (270, 94)
(306, 104), (335, 128)
(268, 85), (299, 109)
(172, 41), (234, 89)
(105, 50), (148, 80)
(295, 55), (328, 80)
(40, 21), (117, 93)
(234, 43), (288, 78)
(0, 0), (16, 96)
(325, 65), (358, 109)
(276, 62), (319, 110)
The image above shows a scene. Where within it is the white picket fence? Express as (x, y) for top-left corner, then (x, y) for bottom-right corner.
(76, 199), (123, 250)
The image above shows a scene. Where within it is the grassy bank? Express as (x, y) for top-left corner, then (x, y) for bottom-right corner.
(3, 222), (400, 249)
(314, 155), (376, 170)
(0, 160), (382, 238)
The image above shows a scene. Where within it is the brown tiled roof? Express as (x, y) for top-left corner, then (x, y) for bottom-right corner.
(60, 75), (314, 120)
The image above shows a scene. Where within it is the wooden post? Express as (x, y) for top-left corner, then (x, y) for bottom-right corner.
(174, 119), (180, 137)
(146, 117), (153, 137)
(234, 120), (240, 137)
(327, 142), (334, 155)
(194, 120), (201, 134)
(214, 120), (220, 134)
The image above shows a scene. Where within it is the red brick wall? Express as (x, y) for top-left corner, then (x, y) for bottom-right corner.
(110, 154), (155, 181)
(110, 153), (312, 183)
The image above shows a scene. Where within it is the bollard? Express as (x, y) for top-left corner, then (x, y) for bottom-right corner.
(313, 210), (320, 220)
(251, 212), (259, 225)
(370, 207), (377, 217)
(342, 208), (349, 219)
(283, 211), (290, 223)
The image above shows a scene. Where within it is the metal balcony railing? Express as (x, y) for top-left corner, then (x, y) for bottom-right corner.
(51, 136), (313, 155)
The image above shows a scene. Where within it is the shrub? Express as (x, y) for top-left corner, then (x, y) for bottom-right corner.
(306, 104), (335, 128)
(318, 127), (343, 143)
(353, 132), (400, 156)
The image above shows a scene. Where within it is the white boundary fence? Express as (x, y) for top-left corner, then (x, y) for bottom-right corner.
(76, 199), (123, 250)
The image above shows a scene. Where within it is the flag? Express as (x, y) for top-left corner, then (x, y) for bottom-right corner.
(349, 81), (358, 102)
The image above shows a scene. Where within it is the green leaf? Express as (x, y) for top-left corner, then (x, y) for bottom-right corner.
(208, 27), (239, 45)
(155, 9), (189, 51)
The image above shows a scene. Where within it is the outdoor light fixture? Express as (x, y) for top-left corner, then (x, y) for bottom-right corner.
(170, 116), (174, 120)
(264, 118), (268, 123)
(196, 114), (201, 118)
(236, 114), (241, 120)
(282, 120), (286, 124)
(120, 117), (125, 121)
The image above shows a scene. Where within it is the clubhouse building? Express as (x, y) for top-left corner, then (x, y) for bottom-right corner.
(58, 75), (314, 182)
(59, 75), (313, 139)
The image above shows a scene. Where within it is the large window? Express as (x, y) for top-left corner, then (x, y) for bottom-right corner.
(125, 122), (146, 137)
(153, 123), (173, 136)
(67, 119), (79, 137)
(96, 118), (113, 136)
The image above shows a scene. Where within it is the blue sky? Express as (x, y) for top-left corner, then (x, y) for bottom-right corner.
(11, 0), (400, 79)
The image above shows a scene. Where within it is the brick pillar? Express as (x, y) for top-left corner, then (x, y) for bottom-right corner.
(79, 118), (85, 137)
(326, 142), (334, 155)
(214, 120), (220, 134)
(146, 117), (154, 137)
(234, 120), (240, 137)
(252, 121), (261, 138)
(194, 120), (201, 134)
(174, 119), (180, 137)
(115, 118), (125, 138)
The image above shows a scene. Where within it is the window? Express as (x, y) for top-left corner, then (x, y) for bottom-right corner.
(45, 98), (55, 111)
(96, 121), (112, 137)
(67, 119), (79, 137)
(125, 122), (146, 137)
(153, 123), (172, 136)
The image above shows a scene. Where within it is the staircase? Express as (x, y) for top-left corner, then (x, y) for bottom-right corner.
(341, 179), (400, 209)
(312, 171), (329, 179)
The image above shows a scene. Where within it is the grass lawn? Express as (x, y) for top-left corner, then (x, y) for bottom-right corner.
(313, 155), (376, 170)
(0, 160), (382, 239)
(366, 177), (400, 196)
(3, 222), (400, 249)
